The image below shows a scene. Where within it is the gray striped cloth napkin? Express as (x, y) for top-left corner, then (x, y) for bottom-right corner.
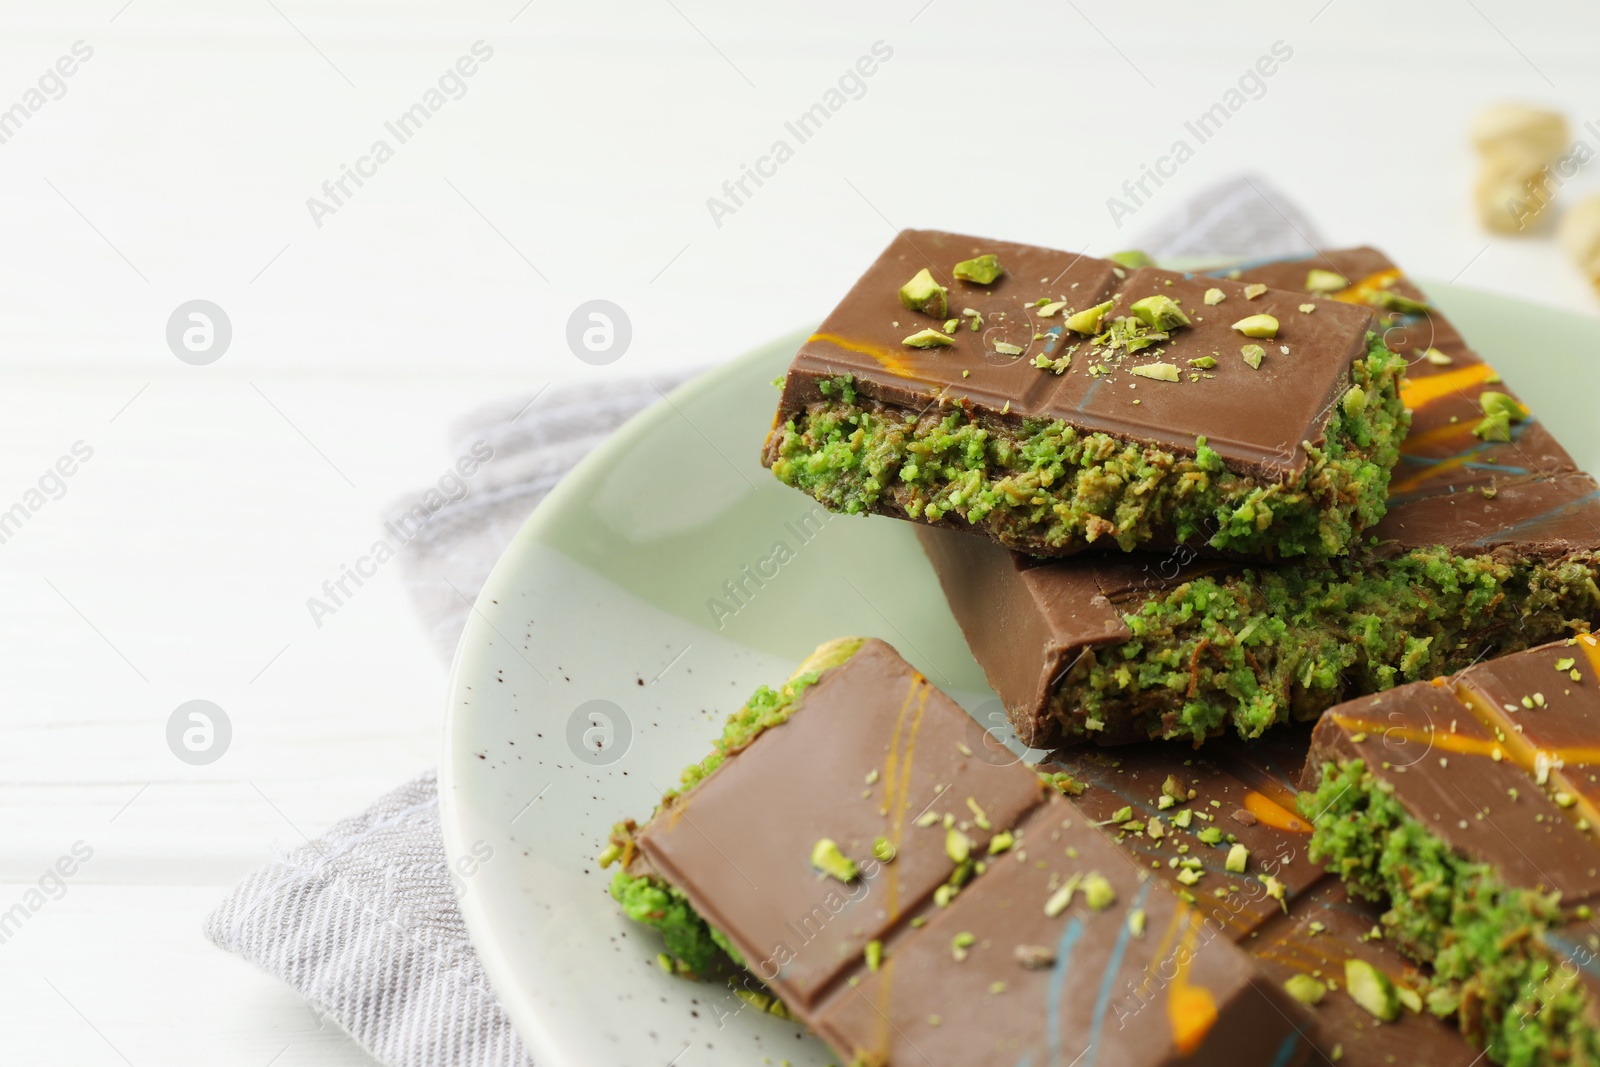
(204, 175), (1324, 1067)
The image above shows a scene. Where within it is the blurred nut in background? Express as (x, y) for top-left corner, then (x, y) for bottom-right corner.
(1559, 196), (1600, 296)
(1472, 103), (1570, 234)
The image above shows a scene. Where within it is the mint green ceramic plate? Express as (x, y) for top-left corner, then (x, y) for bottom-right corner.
(441, 280), (1600, 1067)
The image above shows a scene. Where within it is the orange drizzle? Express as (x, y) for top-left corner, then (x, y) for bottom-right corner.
(1166, 907), (1219, 1054)
(879, 677), (931, 921)
(808, 332), (919, 378)
(1331, 268), (1403, 307)
(1580, 633), (1600, 678)
(1326, 713), (1505, 760)
(1242, 790), (1312, 834)
(1452, 680), (1600, 831)
(1398, 363), (1499, 412)
(1399, 419), (1480, 455)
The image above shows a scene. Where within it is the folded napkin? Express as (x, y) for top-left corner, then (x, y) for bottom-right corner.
(205, 175), (1326, 1067)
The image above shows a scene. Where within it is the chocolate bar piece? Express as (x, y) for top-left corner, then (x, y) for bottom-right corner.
(1042, 732), (1480, 1066)
(920, 248), (1600, 747)
(605, 638), (1315, 1065)
(764, 231), (1408, 560)
(1300, 634), (1600, 1064)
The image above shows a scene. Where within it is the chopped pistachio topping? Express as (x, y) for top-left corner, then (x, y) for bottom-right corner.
(865, 939), (883, 972)
(1225, 842), (1249, 873)
(1341, 386), (1368, 419)
(1109, 250), (1155, 269)
(1175, 867), (1202, 886)
(1111, 805), (1133, 823)
(966, 796), (992, 830)
(933, 884), (956, 908)
(1299, 303), (1317, 313)
(987, 830), (1015, 855)
(1232, 313), (1279, 338)
(962, 307), (983, 331)
(1186, 355), (1218, 369)
(1480, 390), (1530, 422)
(811, 838), (859, 882)
(1197, 827), (1223, 845)
(1127, 908), (1147, 937)
(1037, 300), (1068, 317)
(1063, 299), (1115, 335)
(1173, 809), (1194, 829)
(915, 810), (940, 828)
(1344, 959), (1400, 1022)
(951, 931), (976, 961)
(1305, 269), (1348, 293)
(872, 836), (897, 863)
(1557, 657), (1577, 671)
(1423, 347), (1453, 365)
(1285, 974), (1328, 1006)
(902, 328), (954, 349)
(1044, 874), (1081, 917)
(942, 318), (959, 334)
(898, 268), (948, 318)
(597, 843), (622, 868)
(945, 827), (973, 864)
(1082, 872), (1116, 910)
(1259, 873), (1287, 912)
(1368, 289), (1430, 315)
(1203, 288), (1226, 305)
(1240, 344), (1265, 369)
(1129, 362), (1180, 382)
(993, 341), (1025, 356)
(952, 254), (1004, 285)
(1129, 294), (1191, 332)
(1243, 283), (1269, 300)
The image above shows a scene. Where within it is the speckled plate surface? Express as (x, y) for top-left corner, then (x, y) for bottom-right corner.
(441, 282), (1600, 1067)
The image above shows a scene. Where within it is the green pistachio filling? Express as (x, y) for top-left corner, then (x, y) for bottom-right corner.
(766, 335), (1407, 559)
(1302, 760), (1600, 1066)
(1050, 547), (1600, 744)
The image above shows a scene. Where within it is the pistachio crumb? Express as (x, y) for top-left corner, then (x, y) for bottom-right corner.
(810, 838), (859, 883)
(952, 254), (1004, 285)
(902, 328), (954, 349)
(1243, 283), (1268, 300)
(1232, 314), (1279, 338)
(1240, 344), (1265, 369)
(1203, 288), (1226, 305)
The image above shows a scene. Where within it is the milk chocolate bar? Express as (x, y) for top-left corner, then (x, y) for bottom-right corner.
(764, 231), (1408, 560)
(1043, 732), (1480, 1066)
(604, 638), (1314, 1065)
(1301, 634), (1600, 1064)
(920, 248), (1600, 747)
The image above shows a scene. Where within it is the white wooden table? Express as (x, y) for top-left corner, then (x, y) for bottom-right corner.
(2, 2), (1597, 1062)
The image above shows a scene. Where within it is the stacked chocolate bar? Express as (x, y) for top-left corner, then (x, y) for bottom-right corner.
(604, 232), (1600, 1065)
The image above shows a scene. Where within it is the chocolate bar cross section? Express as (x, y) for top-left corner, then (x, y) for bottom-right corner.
(764, 230), (1406, 560)
(626, 639), (1314, 1066)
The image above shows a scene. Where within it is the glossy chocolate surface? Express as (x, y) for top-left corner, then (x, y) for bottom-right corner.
(770, 230), (1376, 480)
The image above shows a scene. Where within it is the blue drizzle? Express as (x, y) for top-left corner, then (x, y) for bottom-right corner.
(1269, 1031), (1302, 1067)
(1470, 487), (1600, 547)
(1045, 916), (1086, 1066)
(1081, 882), (1153, 1067)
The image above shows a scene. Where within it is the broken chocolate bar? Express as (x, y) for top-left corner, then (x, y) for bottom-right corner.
(764, 230), (1408, 560)
(1300, 633), (1600, 1065)
(919, 248), (1600, 747)
(605, 638), (1315, 1065)
(1043, 731), (1480, 1066)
